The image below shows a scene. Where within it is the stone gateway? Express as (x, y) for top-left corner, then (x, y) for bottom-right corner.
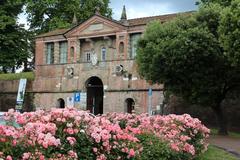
(33, 6), (189, 114)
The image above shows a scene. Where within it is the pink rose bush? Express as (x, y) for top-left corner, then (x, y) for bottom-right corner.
(0, 107), (210, 159)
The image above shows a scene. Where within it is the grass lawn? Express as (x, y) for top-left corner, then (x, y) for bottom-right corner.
(0, 72), (34, 80)
(196, 146), (238, 160)
(210, 128), (240, 138)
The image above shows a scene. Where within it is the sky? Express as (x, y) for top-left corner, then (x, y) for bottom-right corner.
(110, 0), (198, 20)
(18, 0), (198, 29)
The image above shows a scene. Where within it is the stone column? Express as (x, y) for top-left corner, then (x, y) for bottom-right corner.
(54, 41), (59, 64)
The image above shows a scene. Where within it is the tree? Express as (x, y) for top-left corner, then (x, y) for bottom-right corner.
(219, 0), (240, 66)
(199, 0), (232, 6)
(0, 0), (29, 73)
(136, 1), (240, 134)
(25, 0), (112, 33)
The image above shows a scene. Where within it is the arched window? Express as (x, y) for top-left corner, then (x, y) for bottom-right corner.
(70, 47), (74, 62)
(57, 98), (65, 108)
(119, 42), (124, 53)
(101, 47), (106, 61)
(125, 98), (135, 114)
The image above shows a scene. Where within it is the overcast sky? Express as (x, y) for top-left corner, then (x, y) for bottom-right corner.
(18, 0), (198, 29)
(110, 0), (198, 20)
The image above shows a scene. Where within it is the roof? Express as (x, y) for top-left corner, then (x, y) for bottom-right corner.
(36, 28), (70, 38)
(127, 12), (187, 26)
(36, 11), (194, 38)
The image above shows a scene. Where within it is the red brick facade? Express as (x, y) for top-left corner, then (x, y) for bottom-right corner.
(33, 12), (188, 114)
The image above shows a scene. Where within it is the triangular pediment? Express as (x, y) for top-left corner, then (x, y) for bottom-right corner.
(65, 15), (126, 38)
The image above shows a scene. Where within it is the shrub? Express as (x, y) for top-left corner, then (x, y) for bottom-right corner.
(0, 72), (34, 80)
(137, 133), (174, 160)
(0, 108), (210, 160)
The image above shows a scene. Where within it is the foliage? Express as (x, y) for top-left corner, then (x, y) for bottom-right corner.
(25, 0), (112, 33)
(137, 133), (176, 160)
(105, 112), (210, 159)
(199, 0), (233, 6)
(195, 3), (222, 37)
(0, 0), (29, 73)
(136, 0), (240, 135)
(0, 72), (34, 80)
(137, 20), (226, 106)
(219, 0), (240, 66)
(0, 0), (112, 72)
(0, 108), (210, 159)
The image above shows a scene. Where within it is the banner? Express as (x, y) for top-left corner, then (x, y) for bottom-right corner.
(80, 92), (87, 110)
(16, 79), (27, 111)
(67, 97), (74, 108)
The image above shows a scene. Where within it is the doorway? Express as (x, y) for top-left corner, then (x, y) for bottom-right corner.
(125, 98), (135, 113)
(57, 98), (65, 108)
(85, 76), (103, 115)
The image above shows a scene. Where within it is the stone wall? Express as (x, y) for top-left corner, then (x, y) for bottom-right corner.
(0, 80), (34, 111)
(33, 59), (164, 113)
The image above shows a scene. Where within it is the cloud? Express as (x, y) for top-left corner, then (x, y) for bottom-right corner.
(110, 0), (198, 20)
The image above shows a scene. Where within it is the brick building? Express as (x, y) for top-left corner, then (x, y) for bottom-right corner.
(34, 7), (185, 114)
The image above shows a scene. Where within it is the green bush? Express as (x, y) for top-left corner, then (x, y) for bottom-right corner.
(0, 72), (34, 80)
(138, 133), (170, 160)
(137, 133), (194, 160)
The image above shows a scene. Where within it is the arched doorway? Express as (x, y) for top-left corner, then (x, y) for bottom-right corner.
(57, 98), (65, 108)
(125, 98), (135, 113)
(85, 76), (103, 115)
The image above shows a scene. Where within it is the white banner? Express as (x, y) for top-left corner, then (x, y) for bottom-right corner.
(67, 97), (74, 108)
(16, 79), (27, 102)
(80, 92), (87, 110)
(16, 79), (27, 111)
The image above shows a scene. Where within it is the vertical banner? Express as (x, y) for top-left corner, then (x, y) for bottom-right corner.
(67, 97), (74, 108)
(80, 92), (87, 110)
(16, 79), (27, 111)
(148, 87), (152, 115)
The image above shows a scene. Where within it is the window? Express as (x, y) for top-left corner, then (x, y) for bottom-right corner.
(101, 47), (106, 61)
(46, 42), (54, 64)
(59, 41), (68, 63)
(119, 42), (124, 53)
(70, 47), (75, 62)
(130, 33), (141, 58)
(86, 52), (91, 62)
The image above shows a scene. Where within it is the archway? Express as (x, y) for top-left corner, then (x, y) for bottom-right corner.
(85, 76), (103, 115)
(125, 98), (135, 113)
(57, 98), (65, 108)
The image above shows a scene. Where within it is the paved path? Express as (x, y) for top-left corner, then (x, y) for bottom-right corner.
(208, 135), (240, 158)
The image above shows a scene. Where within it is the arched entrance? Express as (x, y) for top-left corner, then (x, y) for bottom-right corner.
(57, 98), (65, 108)
(125, 98), (135, 113)
(85, 76), (103, 115)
